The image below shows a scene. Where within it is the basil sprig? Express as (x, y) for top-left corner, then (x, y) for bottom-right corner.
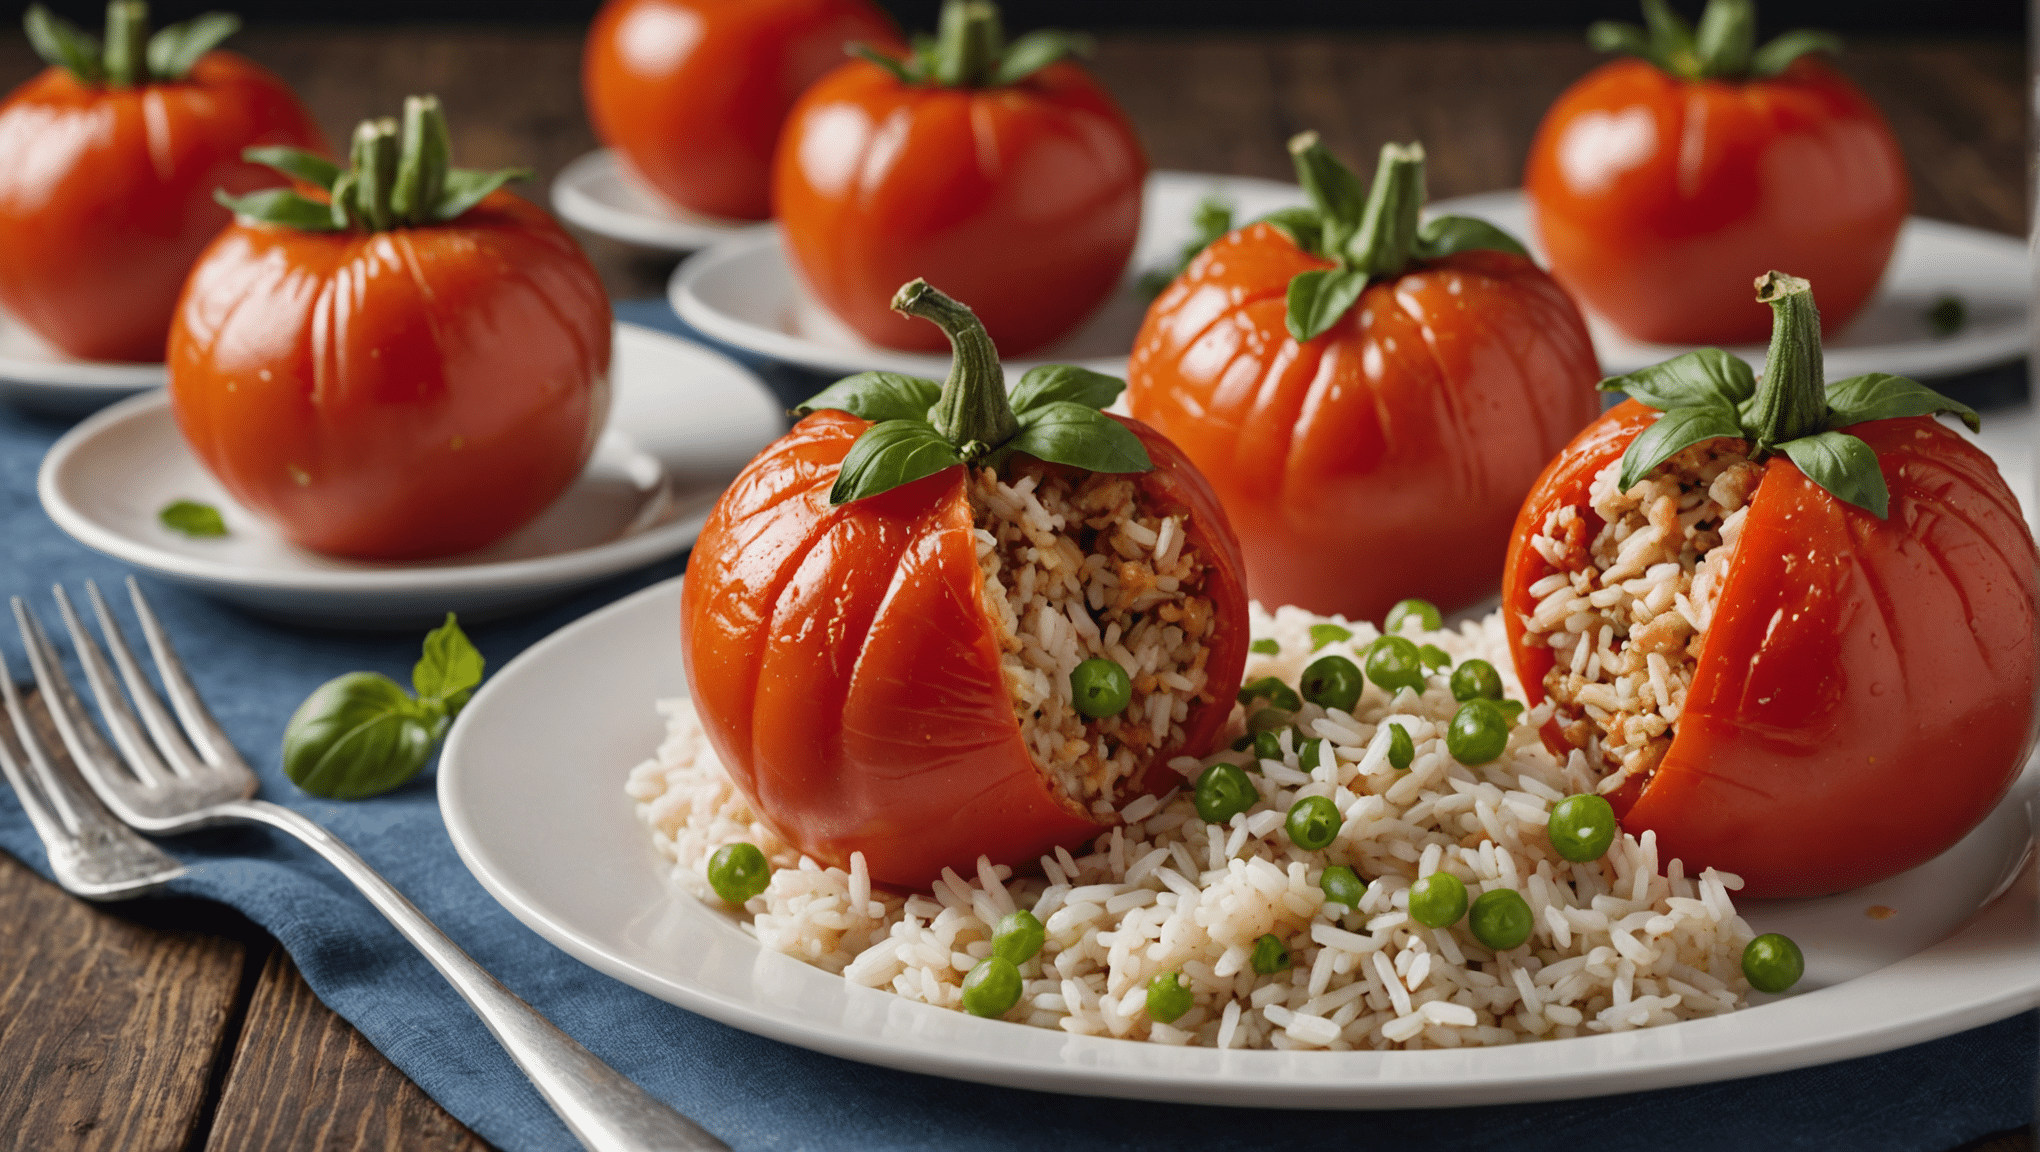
(1602, 272), (1978, 519)
(1138, 196), (1235, 298)
(282, 614), (485, 800)
(217, 95), (529, 233)
(26, 2), (241, 88)
(1262, 135), (1530, 343)
(796, 281), (1152, 505)
(853, 0), (1090, 88)
(1589, 0), (1841, 81)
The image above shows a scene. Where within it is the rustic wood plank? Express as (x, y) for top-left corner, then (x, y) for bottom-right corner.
(0, 850), (245, 1152)
(205, 947), (491, 1152)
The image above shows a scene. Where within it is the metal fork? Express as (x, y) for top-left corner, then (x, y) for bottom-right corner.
(12, 579), (728, 1152)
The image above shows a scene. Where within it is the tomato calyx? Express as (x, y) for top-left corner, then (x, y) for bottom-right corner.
(216, 95), (529, 233)
(25, 1), (241, 88)
(1603, 271), (1980, 519)
(850, 0), (1090, 89)
(1588, 0), (1841, 82)
(1263, 134), (1530, 342)
(795, 279), (1152, 505)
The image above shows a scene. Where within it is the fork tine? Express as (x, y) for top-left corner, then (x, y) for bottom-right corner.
(0, 643), (90, 838)
(9, 597), (162, 804)
(66, 583), (209, 781)
(121, 578), (249, 773)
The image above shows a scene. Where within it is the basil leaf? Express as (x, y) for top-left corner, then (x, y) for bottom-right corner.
(1586, 20), (1653, 59)
(850, 42), (915, 84)
(158, 500), (226, 537)
(1413, 215), (1529, 261)
(1139, 195), (1235, 298)
(1615, 405), (1746, 492)
(1309, 623), (1353, 651)
(999, 403), (1152, 475)
(1750, 29), (1842, 77)
(1250, 638), (1280, 655)
(281, 672), (438, 800)
(992, 29), (1092, 86)
(1693, 0), (1754, 77)
(214, 187), (344, 232)
(796, 372), (942, 423)
(430, 166), (532, 223)
(1285, 266), (1370, 343)
(1823, 372), (1981, 433)
(242, 145), (343, 192)
(24, 5), (103, 84)
(413, 613), (485, 705)
(1780, 430), (1888, 519)
(1925, 296), (1966, 337)
(1255, 206), (1324, 254)
(146, 10), (240, 81)
(1640, 0), (1697, 61)
(1599, 347), (1756, 411)
(830, 420), (965, 504)
(1008, 364), (1124, 415)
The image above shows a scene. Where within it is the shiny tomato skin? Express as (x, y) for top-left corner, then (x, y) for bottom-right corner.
(583, 0), (901, 222)
(1126, 224), (1602, 624)
(1502, 401), (2039, 898)
(772, 59), (1146, 356)
(0, 53), (326, 363)
(1524, 57), (1908, 346)
(167, 192), (613, 562)
(681, 411), (1249, 890)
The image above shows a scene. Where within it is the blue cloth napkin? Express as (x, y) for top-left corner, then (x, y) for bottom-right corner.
(0, 299), (2032, 1152)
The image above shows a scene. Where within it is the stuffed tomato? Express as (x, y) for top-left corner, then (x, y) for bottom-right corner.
(683, 281), (1248, 889)
(1502, 272), (2038, 898)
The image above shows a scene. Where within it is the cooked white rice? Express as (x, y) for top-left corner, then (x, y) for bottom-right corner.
(628, 602), (1760, 1050)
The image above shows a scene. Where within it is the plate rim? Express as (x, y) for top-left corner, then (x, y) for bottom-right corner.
(439, 572), (2040, 1109)
(0, 303), (168, 392)
(36, 322), (776, 597)
(551, 148), (772, 252)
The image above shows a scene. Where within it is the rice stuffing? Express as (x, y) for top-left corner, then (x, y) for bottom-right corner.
(628, 599), (1761, 1049)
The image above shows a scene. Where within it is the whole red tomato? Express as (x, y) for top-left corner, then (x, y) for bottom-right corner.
(1524, 0), (1907, 345)
(1128, 135), (1601, 624)
(169, 98), (611, 562)
(0, 5), (326, 363)
(583, 0), (900, 222)
(684, 281), (1248, 889)
(1501, 274), (2037, 898)
(772, 0), (1145, 356)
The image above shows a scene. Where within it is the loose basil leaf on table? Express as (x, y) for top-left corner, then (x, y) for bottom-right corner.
(159, 499), (226, 537)
(283, 614), (486, 799)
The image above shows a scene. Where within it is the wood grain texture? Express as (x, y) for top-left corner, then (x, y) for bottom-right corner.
(204, 947), (490, 1152)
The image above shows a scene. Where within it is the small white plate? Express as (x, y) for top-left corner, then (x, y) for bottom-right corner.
(0, 305), (168, 415)
(1437, 190), (2031, 380)
(441, 571), (2040, 1109)
(668, 170), (1308, 381)
(551, 149), (772, 252)
(38, 324), (784, 629)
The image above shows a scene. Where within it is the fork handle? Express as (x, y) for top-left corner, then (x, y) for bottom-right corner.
(222, 798), (730, 1152)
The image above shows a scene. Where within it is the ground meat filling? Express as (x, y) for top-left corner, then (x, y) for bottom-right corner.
(970, 462), (1217, 819)
(1519, 438), (1764, 794)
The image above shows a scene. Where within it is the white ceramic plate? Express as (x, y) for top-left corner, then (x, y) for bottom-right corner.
(38, 324), (783, 629)
(1436, 190), (2030, 380)
(551, 149), (772, 252)
(0, 305), (167, 415)
(440, 524), (2040, 1107)
(668, 170), (1308, 381)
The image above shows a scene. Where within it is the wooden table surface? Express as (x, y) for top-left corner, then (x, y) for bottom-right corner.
(0, 21), (2030, 1152)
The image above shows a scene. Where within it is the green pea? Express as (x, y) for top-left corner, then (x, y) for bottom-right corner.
(1070, 657), (1133, 719)
(1742, 933), (1805, 994)
(1300, 655), (1364, 713)
(1250, 638), (1280, 655)
(1364, 636), (1426, 697)
(1286, 795), (1342, 850)
(1468, 888), (1534, 951)
(1384, 598), (1443, 635)
(1250, 933), (1291, 975)
(1298, 736), (1326, 773)
(1447, 699), (1510, 764)
(1319, 865), (1366, 911)
(1247, 706), (1292, 733)
(1408, 872), (1469, 928)
(1417, 644), (1453, 672)
(1194, 762), (1258, 824)
(707, 843), (771, 904)
(992, 910), (1045, 965)
(1385, 722), (1414, 770)
(961, 956), (1024, 1018)
(1449, 658), (1504, 702)
(1253, 729), (1283, 762)
(1237, 676), (1301, 712)
(1147, 971), (1194, 1024)
(1547, 794), (1618, 863)
(1308, 623), (1353, 652)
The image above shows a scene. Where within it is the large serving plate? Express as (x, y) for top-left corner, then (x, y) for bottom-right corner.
(38, 323), (783, 629)
(551, 148), (770, 252)
(440, 517), (2040, 1107)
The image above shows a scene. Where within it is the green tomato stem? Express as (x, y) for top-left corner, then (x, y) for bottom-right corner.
(348, 117), (400, 232)
(392, 95), (451, 226)
(1693, 0), (1756, 77)
(932, 0), (1003, 87)
(103, 0), (147, 88)
(1348, 142), (1427, 278)
(894, 279), (1019, 458)
(1747, 271), (1828, 455)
